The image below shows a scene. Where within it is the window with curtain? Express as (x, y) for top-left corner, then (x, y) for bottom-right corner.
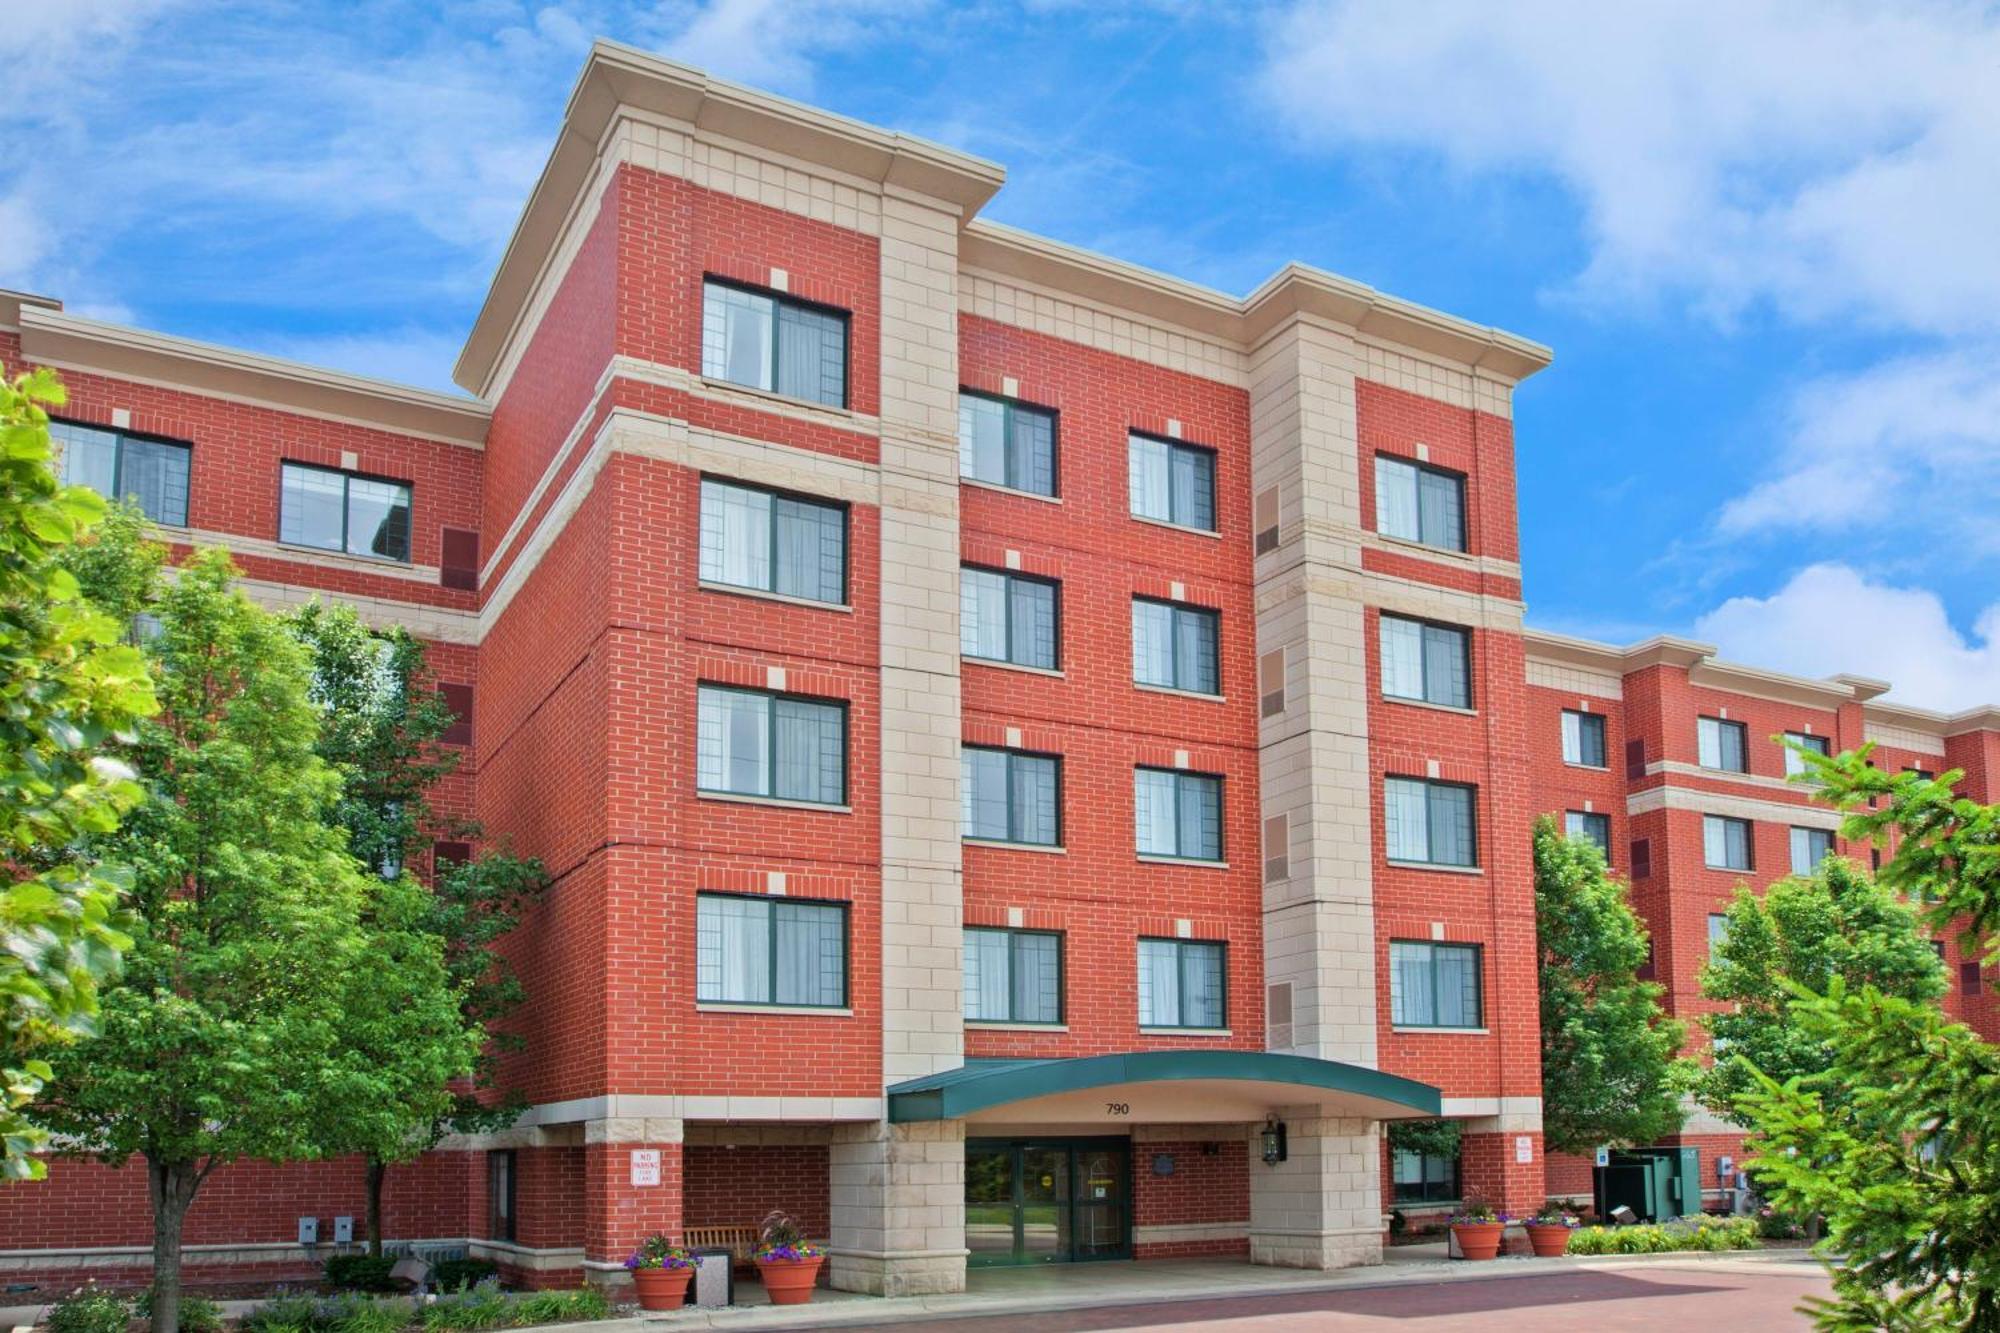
(1697, 717), (1749, 772)
(1389, 940), (1483, 1028)
(1564, 810), (1611, 857)
(279, 462), (412, 562)
(52, 421), (192, 527)
(963, 927), (1062, 1023)
(695, 685), (846, 805)
(1781, 731), (1831, 778)
(1134, 768), (1223, 861)
(698, 478), (846, 604)
(695, 893), (847, 1007)
(1703, 814), (1754, 870)
(1132, 597), (1220, 694)
(962, 747), (1061, 846)
(1384, 777), (1477, 867)
(1789, 825), (1833, 874)
(1374, 455), (1465, 552)
(1127, 433), (1216, 531)
(961, 567), (1059, 669)
(1137, 938), (1226, 1028)
(1561, 710), (1607, 767)
(959, 392), (1057, 496)
(700, 279), (848, 408)
(1379, 614), (1471, 708)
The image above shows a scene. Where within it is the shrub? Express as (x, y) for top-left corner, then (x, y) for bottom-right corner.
(325, 1257), (400, 1293)
(427, 1262), (498, 1296)
(43, 1286), (130, 1333)
(316, 1294), (407, 1333)
(242, 1296), (320, 1333)
(1565, 1216), (1759, 1255)
(509, 1290), (609, 1327)
(419, 1281), (508, 1333)
(132, 1292), (223, 1333)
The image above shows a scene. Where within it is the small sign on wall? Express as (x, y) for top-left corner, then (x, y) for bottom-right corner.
(1514, 1135), (1534, 1165)
(631, 1148), (661, 1187)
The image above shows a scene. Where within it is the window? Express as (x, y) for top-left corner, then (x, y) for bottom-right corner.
(280, 462), (412, 562)
(695, 685), (846, 805)
(1697, 717), (1749, 773)
(1389, 940), (1482, 1028)
(695, 893), (847, 1007)
(1133, 598), (1219, 694)
(1392, 1147), (1460, 1204)
(1790, 826), (1834, 875)
(1128, 433), (1216, 531)
(1374, 455), (1465, 552)
(1961, 961), (1983, 997)
(1708, 913), (1729, 950)
(700, 278), (848, 407)
(1703, 815), (1754, 871)
(698, 478), (847, 605)
(1384, 777), (1477, 868)
(1562, 710), (1607, 768)
(1565, 810), (1611, 856)
(1137, 937), (1226, 1029)
(961, 567), (1059, 670)
(964, 927), (1062, 1024)
(1782, 731), (1831, 778)
(52, 421), (190, 526)
(962, 747), (1060, 847)
(487, 1150), (517, 1242)
(959, 392), (1056, 496)
(1134, 768), (1223, 861)
(1379, 615), (1471, 709)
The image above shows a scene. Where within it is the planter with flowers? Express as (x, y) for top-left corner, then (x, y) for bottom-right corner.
(1524, 1201), (1581, 1257)
(623, 1234), (696, 1311)
(1448, 1200), (1509, 1261)
(753, 1210), (825, 1306)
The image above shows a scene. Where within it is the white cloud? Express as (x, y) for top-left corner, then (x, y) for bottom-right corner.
(1258, 1), (2000, 335)
(1694, 563), (2000, 712)
(641, 0), (930, 95)
(251, 327), (475, 396)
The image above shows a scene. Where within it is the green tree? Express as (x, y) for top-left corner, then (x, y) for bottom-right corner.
(35, 551), (478, 1333)
(1694, 854), (1943, 1124)
(1735, 749), (2000, 1329)
(0, 366), (156, 1180)
(1533, 816), (1687, 1154)
(291, 602), (546, 1255)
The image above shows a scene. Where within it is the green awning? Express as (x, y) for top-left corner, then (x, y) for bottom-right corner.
(887, 1051), (1440, 1124)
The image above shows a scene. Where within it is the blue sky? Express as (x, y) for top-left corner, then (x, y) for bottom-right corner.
(6, 1), (1997, 709)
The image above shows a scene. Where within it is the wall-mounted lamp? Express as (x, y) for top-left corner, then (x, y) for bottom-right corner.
(1259, 1117), (1288, 1165)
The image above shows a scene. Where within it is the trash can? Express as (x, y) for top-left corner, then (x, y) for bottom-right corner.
(690, 1248), (735, 1308)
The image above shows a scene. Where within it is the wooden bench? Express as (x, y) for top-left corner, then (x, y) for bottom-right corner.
(683, 1225), (758, 1266)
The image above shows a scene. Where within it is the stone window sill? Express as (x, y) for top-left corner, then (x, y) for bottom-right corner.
(1139, 1027), (1232, 1037)
(697, 1003), (854, 1017)
(1391, 1026), (1489, 1036)
(962, 477), (1061, 505)
(965, 656), (1065, 679)
(1137, 855), (1229, 869)
(1135, 682), (1225, 703)
(1384, 860), (1484, 876)
(966, 1021), (1069, 1032)
(697, 791), (852, 814)
(1132, 514), (1222, 540)
(697, 581), (853, 614)
(964, 838), (1066, 855)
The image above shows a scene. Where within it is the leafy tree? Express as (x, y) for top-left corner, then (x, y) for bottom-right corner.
(35, 551), (478, 1333)
(0, 366), (156, 1180)
(1533, 816), (1687, 1154)
(1694, 853), (1943, 1124)
(1735, 749), (2000, 1330)
(291, 602), (546, 1255)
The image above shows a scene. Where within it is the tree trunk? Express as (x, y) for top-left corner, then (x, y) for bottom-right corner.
(366, 1156), (386, 1257)
(148, 1157), (202, 1333)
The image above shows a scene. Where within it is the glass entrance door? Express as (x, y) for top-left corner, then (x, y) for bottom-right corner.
(964, 1138), (1130, 1266)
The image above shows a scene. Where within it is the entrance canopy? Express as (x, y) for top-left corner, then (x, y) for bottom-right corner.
(888, 1051), (1440, 1126)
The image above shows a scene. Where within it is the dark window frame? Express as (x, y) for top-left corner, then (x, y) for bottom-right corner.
(962, 745), (1064, 848)
(487, 1149), (517, 1242)
(1374, 452), (1468, 553)
(1698, 716), (1750, 773)
(697, 474), (850, 606)
(1388, 938), (1485, 1029)
(700, 275), (853, 409)
(1565, 809), (1611, 857)
(1134, 766), (1225, 863)
(958, 388), (1060, 498)
(1132, 595), (1221, 695)
(1391, 1146), (1462, 1204)
(1704, 813), (1755, 871)
(1128, 430), (1219, 532)
(694, 683), (850, 806)
(1379, 612), (1473, 709)
(964, 925), (1066, 1025)
(1136, 935), (1228, 1030)
(694, 889), (851, 1009)
(1562, 709), (1608, 768)
(1384, 775), (1480, 869)
(1789, 824), (1834, 874)
(962, 564), (1062, 671)
(278, 459), (414, 563)
(52, 417), (193, 527)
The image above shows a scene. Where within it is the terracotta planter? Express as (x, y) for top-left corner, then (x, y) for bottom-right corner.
(1452, 1221), (1505, 1261)
(630, 1265), (695, 1311)
(1525, 1223), (1573, 1257)
(754, 1254), (825, 1305)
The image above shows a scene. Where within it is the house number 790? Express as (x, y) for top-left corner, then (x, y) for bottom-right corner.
(1105, 1102), (1130, 1115)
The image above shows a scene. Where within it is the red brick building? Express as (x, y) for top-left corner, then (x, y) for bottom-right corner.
(0, 39), (1990, 1296)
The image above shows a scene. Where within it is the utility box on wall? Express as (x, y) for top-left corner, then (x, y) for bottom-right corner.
(297, 1217), (319, 1246)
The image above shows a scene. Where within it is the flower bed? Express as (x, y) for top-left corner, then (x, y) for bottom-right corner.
(1564, 1215), (1760, 1255)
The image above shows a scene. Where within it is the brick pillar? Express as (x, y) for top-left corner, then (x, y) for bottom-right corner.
(1247, 1110), (1383, 1269)
(1459, 1128), (1544, 1216)
(582, 1118), (683, 1282)
(827, 1120), (965, 1295)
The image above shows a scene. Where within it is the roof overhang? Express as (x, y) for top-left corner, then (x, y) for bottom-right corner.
(887, 1052), (1441, 1126)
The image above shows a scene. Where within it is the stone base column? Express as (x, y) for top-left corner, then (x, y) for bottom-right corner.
(827, 1120), (966, 1295)
(581, 1117), (683, 1284)
(1247, 1111), (1382, 1270)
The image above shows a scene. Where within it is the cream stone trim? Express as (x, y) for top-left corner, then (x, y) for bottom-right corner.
(1437, 1096), (1542, 1132)
(1863, 717), (1948, 756)
(1133, 1222), (1250, 1244)
(1525, 655), (1623, 700)
(168, 524), (441, 585)
(233, 578), (480, 646)
(466, 1240), (587, 1272)
(1361, 530), (1522, 580)
(961, 475), (1062, 504)
(1626, 785), (1843, 829)
(684, 1122), (836, 1145)
(696, 791), (853, 814)
(697, 580), (853, 613)
(19, 305), (488, 448)
(1646, 760), (1820, 796)
(960, 268), (1247, 386)
(519, 1094), (885, 1124)
(696, 1002), (855, 1016)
